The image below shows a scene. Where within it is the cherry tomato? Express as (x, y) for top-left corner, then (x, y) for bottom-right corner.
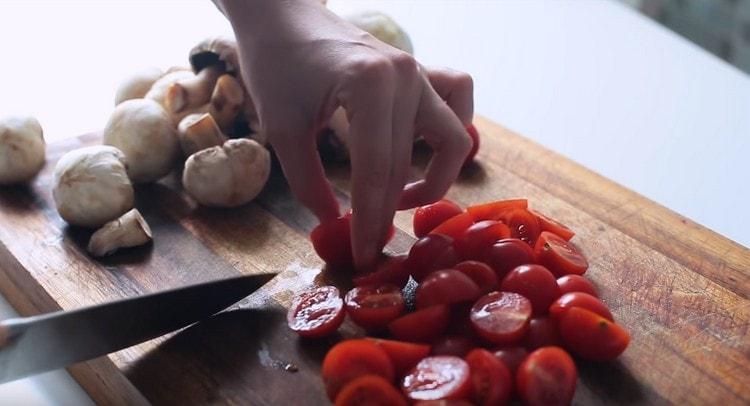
(524, 317), (563, 350)
(322, 339), (395, 400)
(414, 200), (464, 238)
(470, 291), (532, 344)
(466, 199), (528, 222)
(500, 264), (561, 315)
(454, 220), (511, 260)
(446, 303), (476, 338)
(310, 214), (352, 268)
(559, 307), (630, 361)
(335, 375), (407, 406)
(534, 231), (588, 277)
(530, 209), (575, 241)
(406, 234), (460, 282)
(389, 305), (451, 342)
(465, 349), (512, 406)
(414, 401), (474, 406)
(431, 335), (476, 357)
(516, 347), (577, 406)
(430, 212), (475, 240)
(287, 286), (344, 338)
(482, 238), (535, 279)
(556, 275), (598, 297)
(501, 209), (541, 246)
(353, 254), (411, 288)
(345, 284), (405, 331)
(366, 338), (431, 377)
(463, 124), (481, 166)
(549, 292), (613, 321)
(492, 347), (528, 375)
(453, 261), (498, 293)
(416, 269), (481, 309)
(402, 356), (472, 401)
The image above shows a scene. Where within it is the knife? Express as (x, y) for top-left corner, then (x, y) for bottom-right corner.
(0, 272), (277, 383)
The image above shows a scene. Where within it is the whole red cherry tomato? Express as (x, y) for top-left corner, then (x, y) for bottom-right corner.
(493, 346), (528, 375)
(549, 292), (613, 321)
(406, 234), (460, 281)
(287, 286), (344, 338)
(516, 347), (577, 406)
(345, 284), (405, 331)
(453, 261), (498, 293)
(322, 339), (395, 400)
(465, 348), (512, 406)
(430, 212), (475, 240)
(402, 356), (472, 401)
(556, 275), (598, 297)
(416, 269), (481, 309)
(463, 124), (481, 166)
(454, 220), (511, 260)
(335, 375), (408, 406)
(366, 338), (431, 377)
(310, 214), (353, 268)
(534, 231), (588, 277)
(558, 307), (630, 361)
(524, 317), (563, 350)
(530, 209), (575, 241)
(483, 238), (535, 279)
(466, 199), (528, 222)
(470, 291), (532, 344)
(414, 200), (464, 238)
(500, 264), (561, 315)
(389, 305), (451, 343)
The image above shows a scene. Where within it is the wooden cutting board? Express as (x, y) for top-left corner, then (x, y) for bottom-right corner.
(0, 117), (748, 405)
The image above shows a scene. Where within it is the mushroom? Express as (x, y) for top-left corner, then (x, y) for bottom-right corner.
(87, 209), (152, 257)
(0, 116), (45, 185)
(209, 74), (245, 135)
(182, 138), (270, 207)
(52, 146), (134, 228)
(144, 68), (211, 123)
(177, 113), (227, 157)
(102, 99), (180, 183)
(163, 65), (222, 116)
(345, 11), (414, 54)
(114, 67), (164, 106)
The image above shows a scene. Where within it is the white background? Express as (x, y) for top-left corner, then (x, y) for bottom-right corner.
(0, 0), (748, 404)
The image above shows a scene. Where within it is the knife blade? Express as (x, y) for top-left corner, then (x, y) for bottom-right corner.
(0, 272), (276, 383)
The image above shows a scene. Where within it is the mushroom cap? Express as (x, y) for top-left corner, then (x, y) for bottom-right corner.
(346, 11), (414, 54)
(182, 138), (270, 207)
(0, 116), (45, 185)
(114, 67), (164, 106)
(103, 99), (180, 183)
(52, 145), (134, 228)
(189, 37), (240, 74)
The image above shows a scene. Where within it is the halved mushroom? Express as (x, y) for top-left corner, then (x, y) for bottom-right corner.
(177, 113), (227, 157)
(87, 209), (152, 257)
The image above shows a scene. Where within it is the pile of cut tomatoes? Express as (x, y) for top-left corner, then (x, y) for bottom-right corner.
(288, 198), (630, 405)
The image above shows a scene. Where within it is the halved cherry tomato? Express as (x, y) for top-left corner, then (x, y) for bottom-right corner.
(534, 231), (588, 276)
(549, 292), (613, 321)
(502, 209), (541, 246)
(414, 200), (464, 238)
(453, 261), (498, 293)
(493, 347), (528, 375)
(406, 234), (460, 282)
(345, 284), (405, 331)
(430, 212), (475, 240)
(483, 238), (536, 279)
(463, 124), (481, 166)
(287, 286), (344, 338)
(310, 214), (352, 268)
(416, 269), (481, 309)
(556, 275), (598, 297)
(402, 356), (472, 401)
(366, 338), (431, 377)
(558, 307), (629, 361)
(465, 349), (512, 406)
(431, 335), (476, 357)
(470, 291), (532, 344)
(530, 209), (575, 241)
(466, 199), (528, 222)
(335, 375), (408, 406)
(389, 305), (450, 342)
(322, 339), (395, 400)
(353, 254), (411, 288)
(524, 317), (563, 350)
(454, 220), (511, 260)
(516, 347), (577, 406)
(500, 264), (561, 315)
(414, 401), (474, 406)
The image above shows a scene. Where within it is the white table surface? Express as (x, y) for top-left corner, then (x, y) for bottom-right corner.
(1, 0), (748, 404)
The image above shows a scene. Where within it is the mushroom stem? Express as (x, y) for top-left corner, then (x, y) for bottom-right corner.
(177, 113), (227, 157)
(87, 209), (152, 257)
(165, 65), (223, 114)
(209, 74), (245, 134)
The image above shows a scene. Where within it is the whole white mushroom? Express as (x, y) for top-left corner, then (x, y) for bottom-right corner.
(182, 138), (270, 207)
(0, 116), (45, 185)
(345, 11), (413, 54)
(103, 99), (180, 183)
(52, 146), (134, 228)
(114, 67), (165, 106)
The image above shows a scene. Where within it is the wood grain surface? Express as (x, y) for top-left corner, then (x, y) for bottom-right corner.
(0, 117), (748, 405)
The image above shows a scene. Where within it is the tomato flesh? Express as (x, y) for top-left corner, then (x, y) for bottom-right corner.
(406, 234), (460, 282)
(416, 269), (481, 309)
(549, 292), (613, 321)
(453, 261), (498, 293)
(502, 209), (541, 246)
(500, 264), (561, 315)
(465, 349), (512, 406)
(414, 200), (464, 238)
(402, 356), (472, 401)
(466, 199), (528, 222)
(335, 375), (407, 406)
(287, 286), (344, 338)
(524, 317), (563, 350)
(559, 307), (630, 361)
(389, 305), (451, 343)
(430, 212), (475, 240)
(492, 346), (528, 375)
(454, 220), (511, 260)
(366, 338), (431, 377)
(463, 124), (480, 166)
(556, 275), (598, 297)
(470, 291), (532, 344)
(516, 347), (577, 406)
(535, 231), (588, 276)
(530, 209), (575, 241)
(483, 238), (535, 280)
(345, 284), (405, 331)
(353, 254), (411, 288)
(311, 214), (353, 268)
(322, 339), (395, 400)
